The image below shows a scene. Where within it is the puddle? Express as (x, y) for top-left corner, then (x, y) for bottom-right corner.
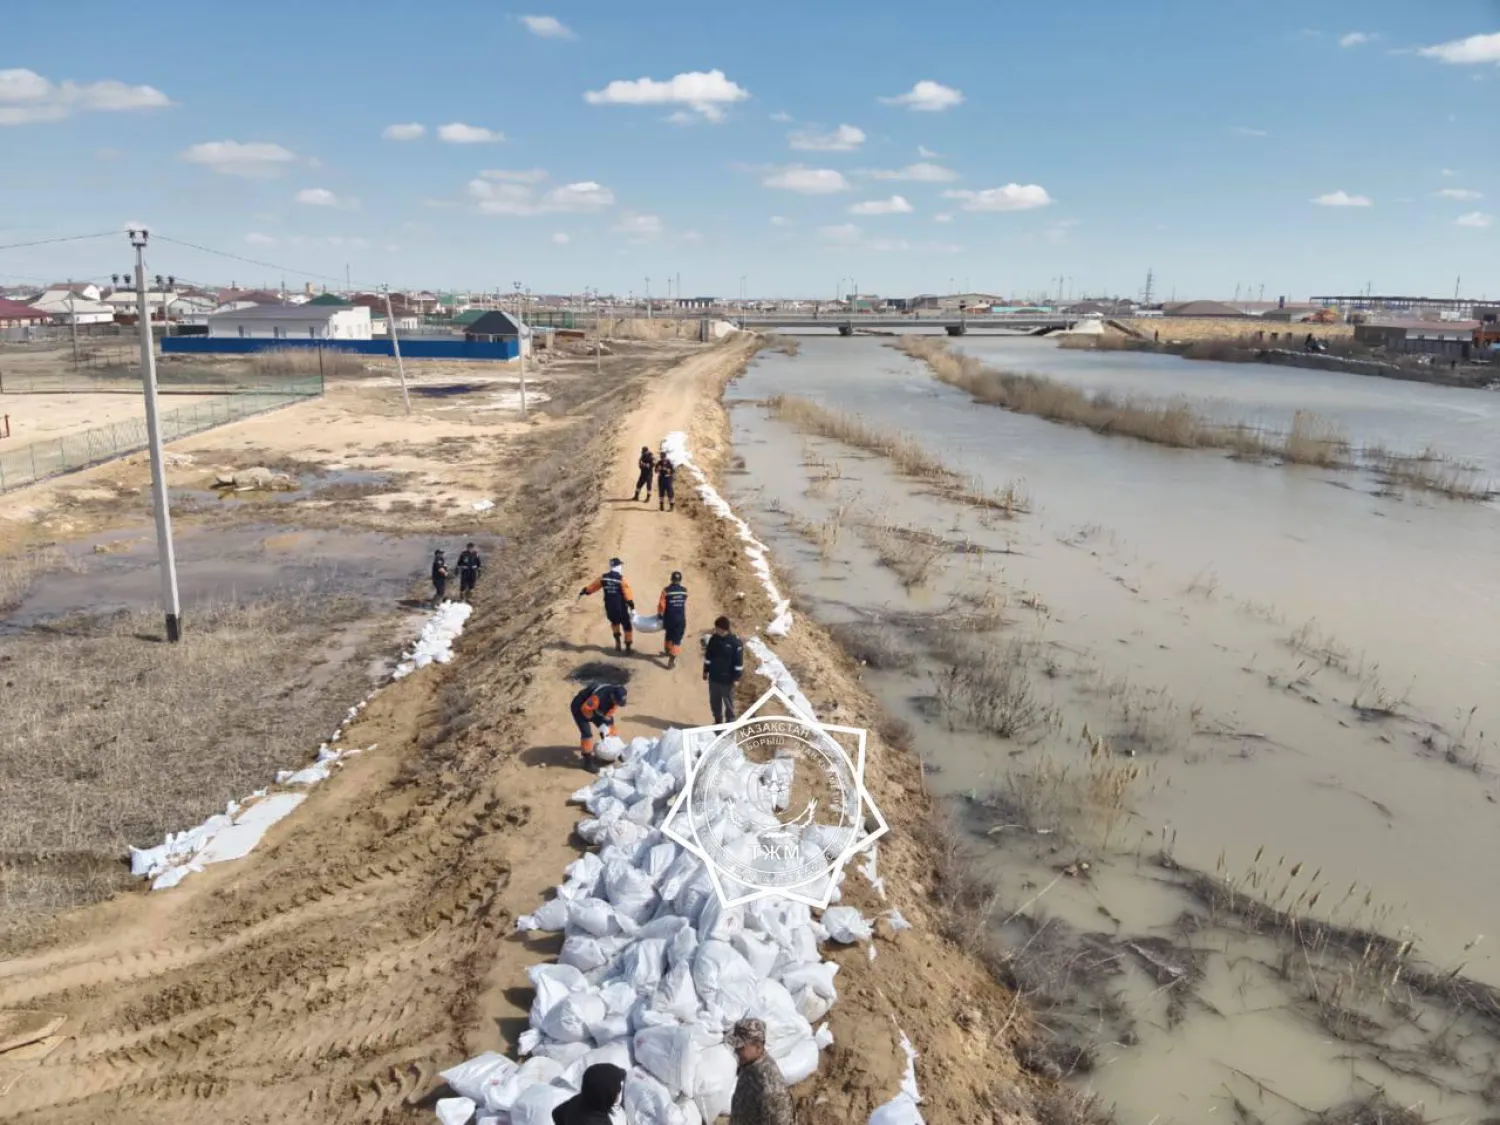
(725, 340), (1500, 1123)
(169, 469), (394, 509)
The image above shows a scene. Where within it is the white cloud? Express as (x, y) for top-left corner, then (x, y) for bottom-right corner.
(943, 183), (1053, 212)
(1233, 126), (1269, 137)
(917, 145), (941, 158)
(1435, 188), (1483, 200)
(869, 161), (959, 183)
(769, 215), (791, 226)
(613, 211), (664, 239)
(480, 168), (548, 183)
(1419, 31), (1500, 64)
(296, 187), (359, 211)
(0, 68), (171, 125)
(585, 69), (749, 122)
(880, 80), (964, 112)
(1044, 218), (1081, 244)
(1339, 31), (1373, 47)
(551, 232), (571, 245)
(1442, 168), (1458, 177)
(934, 212), (954, 223)
(382, 122), (425, 141)
(181, 140), (298, 178)
(763, 166), (851, 194)
(789, 123), (865, 151)
(520, 15), (575, 39)
(322, 236), (370, 249)
(438, 122), (503, 144)
(244, 232), (277, 246)
(467, 175), (614, 215)
(769, 112), (793, 124)
(1312, 190), (1373, 207)
(1457, 211), (1494, 228)
(849, 194), (913, 216)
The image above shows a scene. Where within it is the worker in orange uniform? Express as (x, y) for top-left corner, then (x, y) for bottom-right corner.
(570, 683), (627, 773)
(579, 556), (635, 652)
(657, 570), (688, 669)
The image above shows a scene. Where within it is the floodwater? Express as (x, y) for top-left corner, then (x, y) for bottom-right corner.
(725, 337), (1500, 1124)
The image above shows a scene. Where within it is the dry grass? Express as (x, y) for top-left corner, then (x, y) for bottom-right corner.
(861, 520), (949, 589)
(0, 594), (381, 936)
(929, 635), (1059, 741)
(826, 621), (916, 670)
(248, 347), (367, 379)
(1364, 446), (1496, 501)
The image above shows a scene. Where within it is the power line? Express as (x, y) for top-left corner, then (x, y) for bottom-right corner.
(150, 233), (359, 287)
(0, 230), (122, 252)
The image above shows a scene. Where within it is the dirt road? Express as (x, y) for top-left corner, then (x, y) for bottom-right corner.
(0, 336), (1053, 1124)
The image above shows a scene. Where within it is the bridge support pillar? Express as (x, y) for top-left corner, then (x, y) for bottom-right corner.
(945, 324), (968, 337)
(837, 325), (853, 337)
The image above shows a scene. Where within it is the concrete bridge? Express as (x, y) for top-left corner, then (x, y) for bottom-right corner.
(725, 313), (1078, 336)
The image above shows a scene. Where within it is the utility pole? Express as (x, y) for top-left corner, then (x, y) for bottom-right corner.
(645, 276), (652, 319)
(514, 281), (528, 420)
(129, 230), (182, 642)
(67, 279), (79, 368)
(593, 287), (601, 375)
(1142, 268), (1155, 305)
(383, 287), (410, 415)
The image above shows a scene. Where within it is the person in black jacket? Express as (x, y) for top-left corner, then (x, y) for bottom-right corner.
(632, 446), (655, 502)
(552, 1061), (626, 1125)
(657, 570), (688, 668)
(430, 549), (449, 605)
(455, 542), (482, 602)
(656, 454), (676, 512)
(703, 615), (744, 724)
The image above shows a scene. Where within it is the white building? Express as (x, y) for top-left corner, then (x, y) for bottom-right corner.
(207, 303), (372, 340)
(30, 289), (117, 325)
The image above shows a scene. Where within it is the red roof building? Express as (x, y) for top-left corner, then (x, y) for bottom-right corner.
(0, 297), (52, 327)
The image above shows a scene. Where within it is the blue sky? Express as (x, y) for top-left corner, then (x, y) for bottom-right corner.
(2, 1), (1497, 299)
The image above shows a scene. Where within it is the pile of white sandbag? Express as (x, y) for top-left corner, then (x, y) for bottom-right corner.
(437, 727), (855, 1124)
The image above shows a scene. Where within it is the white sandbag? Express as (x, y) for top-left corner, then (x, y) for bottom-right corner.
(776, 1034), (821, 1085)
(624, 794), (659, 826)
(584, 1041), (633, 1072)
(780, 961), (839, 1002)
(632, 612), (665, 633)
(600, 979), (639, 1015)
(754, 978), (813, 1059)
(691, 941), (760, 1023)
(441, 1052), (517, 1105)
(634, 914), (691, 942)
(641, 840), (679, 880)
(484, 1056), (565, 1114)
(815, 1022), (834, 1049)
(541, 991), (607, 1043)
(627, 735), (655, 764)
(666, 922), (699, 970)
(731, 931), (780, 979)
(653, 962), (702, 1022)
(617, 936), (669, 992)
(436, 1096), (476, 1125)
(596, 734), (629, 762)
(602, 818), (652, 850)
(587, 1008), (631, 1045)
(691, 1043), (738, 1123)
(530, 1040), (592, 1066)
(518, 1028), (541, 1056)
(560, 932), (626, 973)
(604, 859), (659, 922)
(868, 1099), (926, 1125)
(792, 986), (834, 1023)
(657, 850), (706, 902)
(563, 852), (604, 892)
(567, 896), (624, 938)
(634, 1025), (705, 1096)
(822, 905), (873, 944)
(632, 762), (677, 802)
(507, 1081), (573, 1125)
(517, 896), (569, 933)
(676, 1097), (705, 1125)
(624, 1068), (690, 1125)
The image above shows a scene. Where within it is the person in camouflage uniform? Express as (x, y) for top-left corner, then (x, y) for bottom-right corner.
(727, 1018), (795, 1125)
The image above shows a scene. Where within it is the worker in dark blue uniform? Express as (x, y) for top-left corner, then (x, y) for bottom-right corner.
(430, 549), (449, 605)
(703, 615), (745, 724)
(656, 455), (676, 512)
(632, 446), (656, 502)
(656, 570), (688, 669)
(456, 542), (483, 602)
(570, 683), (627, 772)
(579, 557), (635, 652)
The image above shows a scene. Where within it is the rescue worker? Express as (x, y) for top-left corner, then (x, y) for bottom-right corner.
(552, 1062), (626, 1125)
(430, 549), (449, 605)
(578, 557), (636, 652)
(703, 615), (745, 724)
(727, 1019), (795, 1125)
(570, 682), (627, 772)
(657, 570), (688, 668)
(632, 445), (656, 502)
(456, 542), (482, 602)
(656, 453), (676, 512)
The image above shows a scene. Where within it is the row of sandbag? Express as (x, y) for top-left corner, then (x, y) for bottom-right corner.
(436, 728), (863, 1125)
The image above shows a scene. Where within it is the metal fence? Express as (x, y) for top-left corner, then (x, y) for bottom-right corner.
(0, 378), (321, 493)
(0, 361), (314, 395)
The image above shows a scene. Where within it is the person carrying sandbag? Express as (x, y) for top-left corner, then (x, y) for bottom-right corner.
(727, 1019), (795, 1125)
(552, 1062), (626, 1124)
(579, 557), (635, 652)
(657, 570), (688, 669)
(569, 683), (626, 773)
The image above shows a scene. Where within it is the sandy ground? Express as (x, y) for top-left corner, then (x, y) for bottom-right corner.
(0, 390), (222, 446)
(0, 335), (1058, 1124)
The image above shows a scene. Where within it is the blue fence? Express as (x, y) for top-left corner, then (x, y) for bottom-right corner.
(162, 336), (520, 361)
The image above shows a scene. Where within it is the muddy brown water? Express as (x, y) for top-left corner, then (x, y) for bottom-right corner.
(726, 337), (1500, 1124)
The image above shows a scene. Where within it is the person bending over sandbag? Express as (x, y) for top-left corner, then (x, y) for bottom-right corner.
(578, 557), (635, 652)
(727, 1019), (795, 1125)
(657, 570), (688, 669)
(570, 683), (626, 773)
(552, 1062), (626, 1125)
